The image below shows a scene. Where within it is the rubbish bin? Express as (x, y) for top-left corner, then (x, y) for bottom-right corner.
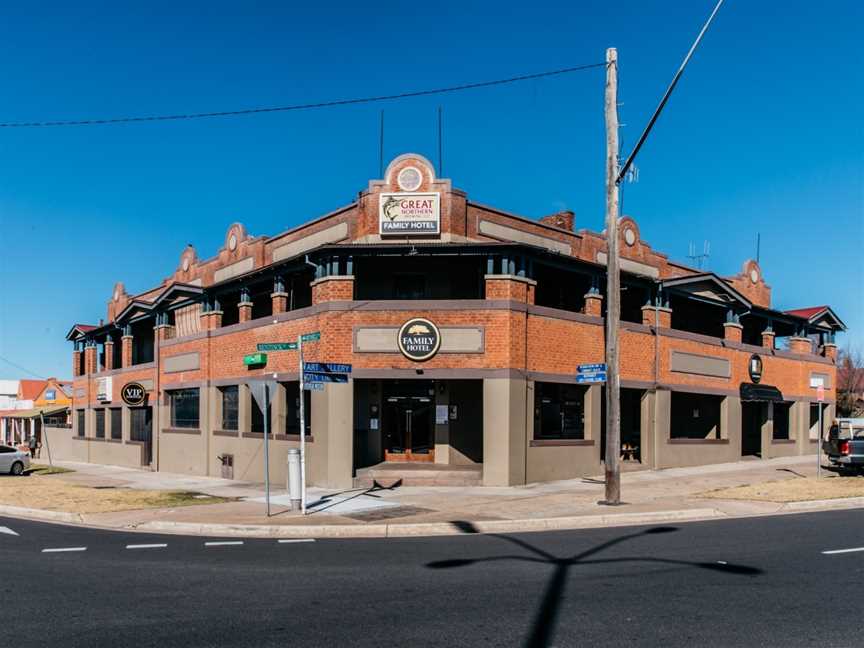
(219, 454), (234, 480)
(287, 448), (301, 511)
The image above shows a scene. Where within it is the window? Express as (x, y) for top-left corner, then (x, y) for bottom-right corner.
(168, 388), (199, 429)
(221, 386), (239, 431)
(534, 382), (586, 440)
(95, 409), (105, 438)
(282, 382), (311, 436)
(110, 408), (122, 440)
(76, 410), (86, 437)
(670, 392), (722, 439)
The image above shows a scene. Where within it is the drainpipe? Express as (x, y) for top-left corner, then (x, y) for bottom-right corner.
(154, 319), (161, 472)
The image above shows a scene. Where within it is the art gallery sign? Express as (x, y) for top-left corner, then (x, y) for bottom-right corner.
(379, 192), (440, 236)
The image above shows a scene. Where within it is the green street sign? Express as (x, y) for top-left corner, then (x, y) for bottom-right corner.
(243, 352), (268, 366)
(300, 331), (321, 342)
(257, 342), (297, 351)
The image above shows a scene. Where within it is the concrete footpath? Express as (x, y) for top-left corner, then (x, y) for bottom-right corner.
(3, 456), (862, 538)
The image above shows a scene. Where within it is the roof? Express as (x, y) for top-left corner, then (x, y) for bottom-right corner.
(0, 405), (69, 419)
(783, 305), (847, 331)
(661, 273), (752, 309)
(18, 379), (47, 400)
(66, 323), (98, 341)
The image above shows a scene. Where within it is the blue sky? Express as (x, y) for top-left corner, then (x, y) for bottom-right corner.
(0, 0), (861, 379)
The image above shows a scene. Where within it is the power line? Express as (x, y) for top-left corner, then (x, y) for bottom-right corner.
(0, 62), (606, 128)
(0, 355), (47, 380)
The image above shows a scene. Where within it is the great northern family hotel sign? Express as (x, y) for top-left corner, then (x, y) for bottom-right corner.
(379, 192), (440, 236)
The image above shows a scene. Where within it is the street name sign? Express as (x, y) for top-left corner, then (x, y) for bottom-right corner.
(243, 352), (267, 366)
(300, 332), (321, 342)
(303, 382), (325, 391)
(304, 362), (352, 374)
(577, 363), (607, 373)
(304, 372), (349, 384)
(576, 372), (607, 384)
(257, 342), (297, 351)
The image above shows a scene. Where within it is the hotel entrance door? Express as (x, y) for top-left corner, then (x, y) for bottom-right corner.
(383, 381), (435, 462)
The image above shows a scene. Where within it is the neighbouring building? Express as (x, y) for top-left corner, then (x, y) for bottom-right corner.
(0, 377), (71, 447)
(55, 153), (845, 488)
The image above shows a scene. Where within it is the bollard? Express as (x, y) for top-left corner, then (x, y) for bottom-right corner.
(287, 448), (302, 511)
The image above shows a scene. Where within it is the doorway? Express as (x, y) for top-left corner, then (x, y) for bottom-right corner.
(383, 380), (435, 462)
(130, 406), (153, 465)
(741, 402), (762, 457)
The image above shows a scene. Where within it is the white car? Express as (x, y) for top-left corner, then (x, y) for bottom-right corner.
(0, 445), (30, 475)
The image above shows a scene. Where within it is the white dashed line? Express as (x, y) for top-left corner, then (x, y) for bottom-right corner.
(126, 543), (168, 550)
(822, 547), (864, 555)
(716, 560), (728, 565)
(278, 539), (316, 544)
(205, 541), (244, 547)
(42, 547), (87, 553)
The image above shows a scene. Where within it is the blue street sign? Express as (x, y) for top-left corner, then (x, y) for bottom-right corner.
(303, 382), (324, 391)
(303, 372), (349, 384)
(304, 362), (352, 374)
(576, 372), (607, 384)
(577, 363), (607, 374)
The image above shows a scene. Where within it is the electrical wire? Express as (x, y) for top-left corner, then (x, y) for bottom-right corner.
(0, 355), (47, 380)
(0, 62), (606, 128)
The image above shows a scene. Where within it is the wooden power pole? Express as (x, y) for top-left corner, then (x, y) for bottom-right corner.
(603, 47), (621, 505)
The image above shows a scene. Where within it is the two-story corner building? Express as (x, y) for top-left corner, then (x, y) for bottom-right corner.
(57, 153), (845, 488)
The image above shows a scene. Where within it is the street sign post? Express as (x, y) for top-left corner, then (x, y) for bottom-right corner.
(249, 379), (277, 517)
(257, 342), (297, 352)
(817, 384), (825, 479)
(296, 331), (319, 514)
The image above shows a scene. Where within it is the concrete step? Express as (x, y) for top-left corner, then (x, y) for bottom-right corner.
(354, 463), (482, 488)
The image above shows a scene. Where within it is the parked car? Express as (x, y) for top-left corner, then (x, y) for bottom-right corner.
(823, 418), (864, 474)
(0, 444), (30, 476)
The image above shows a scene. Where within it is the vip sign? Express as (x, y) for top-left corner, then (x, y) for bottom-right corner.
(379, 192), (440, 236)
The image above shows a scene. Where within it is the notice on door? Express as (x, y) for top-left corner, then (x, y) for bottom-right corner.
(379, 192), (440, 236)
(436, 405), (448, 425)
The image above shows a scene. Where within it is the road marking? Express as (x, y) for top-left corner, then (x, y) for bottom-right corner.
(716, 560), (728, 565)
(0, 526), (19, 536)
(205, 541), (244, 547)
(42, 547), (87, 553)
(277, 539), (315, 544)
(822, 547), (864, 555)
(126, 543), (168, 550)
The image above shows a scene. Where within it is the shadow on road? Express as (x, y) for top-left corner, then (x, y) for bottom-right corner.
(427, 523), (763, 648)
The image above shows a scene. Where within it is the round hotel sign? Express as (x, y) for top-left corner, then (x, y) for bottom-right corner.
(748, 354), (763, 384)
(397, 318), (441, 362)
(121, 382), (147, 406)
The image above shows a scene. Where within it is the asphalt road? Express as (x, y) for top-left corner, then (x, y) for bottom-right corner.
(1, 510), (862, 647)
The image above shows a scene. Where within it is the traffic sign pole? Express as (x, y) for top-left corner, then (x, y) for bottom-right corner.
(298, 333), (307, 514)
(263, 383), (270, 517)
(817, 386), (825, 480)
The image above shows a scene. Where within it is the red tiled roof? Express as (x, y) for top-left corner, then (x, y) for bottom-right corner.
(784, 306), (828, 320)
(74, 324), (97, 332)
(18, 379), (47, 400)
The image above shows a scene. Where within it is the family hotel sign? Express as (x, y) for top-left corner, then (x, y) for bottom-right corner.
(379, 192), (440, 235)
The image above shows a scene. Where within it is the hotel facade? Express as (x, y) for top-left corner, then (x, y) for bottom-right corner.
(53, 153), (845, 488)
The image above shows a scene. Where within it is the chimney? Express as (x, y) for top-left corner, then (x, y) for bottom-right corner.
(539, 210), (575, 231)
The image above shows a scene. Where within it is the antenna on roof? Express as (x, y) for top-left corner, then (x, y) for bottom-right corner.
(378, 110), (385, 178)
(756, 232), (761, 264)
(687, 240), (711, 269)
(437, 106), (443, 177)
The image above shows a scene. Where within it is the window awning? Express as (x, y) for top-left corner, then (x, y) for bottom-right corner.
(740, 384), (784, 403)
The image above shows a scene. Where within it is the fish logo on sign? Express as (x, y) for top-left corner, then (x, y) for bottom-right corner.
(398, 318), (441, 362)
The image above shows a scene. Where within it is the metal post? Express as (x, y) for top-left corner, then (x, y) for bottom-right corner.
(263, 383), (270, 517)
(817, 402), (822, 479)
(40, 413), (53, 467)
(298, 334), (307, 514)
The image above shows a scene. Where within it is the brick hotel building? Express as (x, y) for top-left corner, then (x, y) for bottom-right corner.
(54, 153), (845, 488)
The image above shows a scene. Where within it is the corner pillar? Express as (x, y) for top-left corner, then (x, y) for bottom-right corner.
(308, 382), (354, 489)
(482, 377), (527, 486)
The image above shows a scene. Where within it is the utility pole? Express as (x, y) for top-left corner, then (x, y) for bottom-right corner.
(603, 47), (621, 505)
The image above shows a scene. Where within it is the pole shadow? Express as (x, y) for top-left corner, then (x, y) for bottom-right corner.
(428, 524), (763, 648)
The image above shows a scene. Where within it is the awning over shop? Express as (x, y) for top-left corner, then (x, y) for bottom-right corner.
(0, 405), (69, 420)
(740, 383), (784, 403)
